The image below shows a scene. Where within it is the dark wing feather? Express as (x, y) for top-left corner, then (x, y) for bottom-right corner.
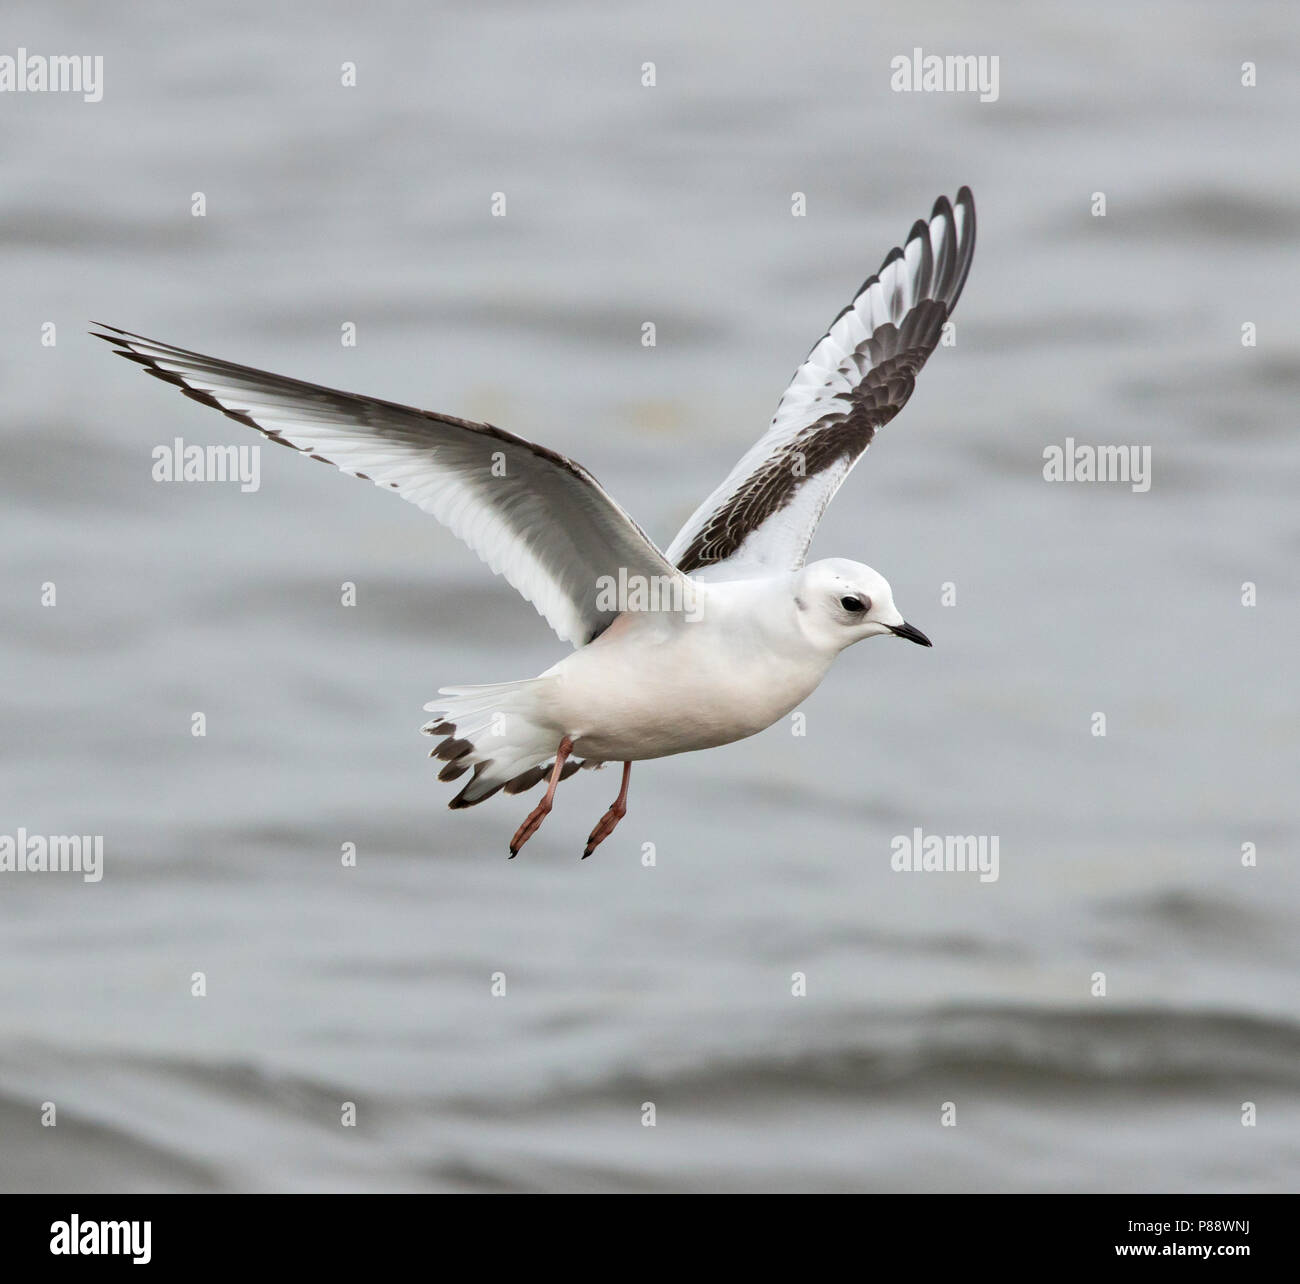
(667, 188), (975, 577)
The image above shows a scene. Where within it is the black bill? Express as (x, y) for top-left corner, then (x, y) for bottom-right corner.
(889, 620), (932, 647)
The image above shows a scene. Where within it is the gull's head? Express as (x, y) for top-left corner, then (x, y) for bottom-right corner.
(794, 558), (931, 653)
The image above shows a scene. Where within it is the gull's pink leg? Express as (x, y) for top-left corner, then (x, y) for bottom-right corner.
(582, 761), (632, 859)
(509, 736), (573, 858)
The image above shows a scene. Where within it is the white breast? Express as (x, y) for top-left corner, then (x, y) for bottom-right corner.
(537, 578), (834, 762)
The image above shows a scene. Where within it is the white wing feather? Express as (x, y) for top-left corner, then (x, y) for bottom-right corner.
(94, 326), (682, 645)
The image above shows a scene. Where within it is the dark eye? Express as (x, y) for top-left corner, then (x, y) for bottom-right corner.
(840, 595), (869, 613)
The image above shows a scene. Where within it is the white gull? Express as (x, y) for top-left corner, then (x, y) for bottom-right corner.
(94, 187), (975, 858)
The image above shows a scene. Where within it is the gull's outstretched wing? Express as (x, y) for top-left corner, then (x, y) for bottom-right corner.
(93, 325), (682, 646)
(666, 188), (975, 579)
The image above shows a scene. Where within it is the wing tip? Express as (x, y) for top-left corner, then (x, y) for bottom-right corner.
(88, 324), (127, 347)
(947, 185), (977, 308)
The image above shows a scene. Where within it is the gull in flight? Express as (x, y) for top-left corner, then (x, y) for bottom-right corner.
(94, 187), (975, 858)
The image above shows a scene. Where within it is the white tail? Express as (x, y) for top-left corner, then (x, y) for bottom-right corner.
(421, 678), (577, 808)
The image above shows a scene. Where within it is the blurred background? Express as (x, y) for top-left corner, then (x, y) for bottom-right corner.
(1, 0), (1296, 1192)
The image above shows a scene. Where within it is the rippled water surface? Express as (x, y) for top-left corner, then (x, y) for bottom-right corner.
(1, 0), (1297, 1191)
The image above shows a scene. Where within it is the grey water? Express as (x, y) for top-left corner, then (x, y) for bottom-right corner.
(1, 0), (1297, 1191)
